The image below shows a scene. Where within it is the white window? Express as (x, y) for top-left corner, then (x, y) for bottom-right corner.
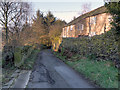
(67, 27), (69, 32)
(90, 16), (96, 25)
(90, 17), (93, 25)
(94, 17), (97, 24)
(70, 25), (73, 30)
(77, 24), (84, 30)
(81, 24), (84, 30)
(66, 27), (69, 37)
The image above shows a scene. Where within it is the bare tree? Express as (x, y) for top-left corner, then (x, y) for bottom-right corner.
(0, 0), (31, 44)
(78, 3), (91, 15)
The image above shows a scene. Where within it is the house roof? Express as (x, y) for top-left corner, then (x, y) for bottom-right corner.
(67, 6), (107, 26)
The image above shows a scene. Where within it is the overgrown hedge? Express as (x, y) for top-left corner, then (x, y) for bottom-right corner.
(59, 30), (119, 68)
(2, 45), (34, 68)
(14, 45), (34, 67)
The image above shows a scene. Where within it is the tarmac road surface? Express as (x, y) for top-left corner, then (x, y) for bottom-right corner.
(27, 49), (96, 88)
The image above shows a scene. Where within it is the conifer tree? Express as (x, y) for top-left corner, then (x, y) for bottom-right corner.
(44, 11), (56, 33)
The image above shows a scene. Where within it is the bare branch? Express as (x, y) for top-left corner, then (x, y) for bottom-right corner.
(0, 18), (5, 24)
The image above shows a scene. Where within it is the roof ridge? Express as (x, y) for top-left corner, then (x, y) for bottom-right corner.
(67, 6), (106, 25)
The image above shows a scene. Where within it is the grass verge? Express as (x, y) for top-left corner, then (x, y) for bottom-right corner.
(53, 51), (118, 88)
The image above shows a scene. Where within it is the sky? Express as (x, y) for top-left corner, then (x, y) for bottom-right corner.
(0, 0), (105, 28)
(30, 0), (105, 23)
(2, 0), (105, 23)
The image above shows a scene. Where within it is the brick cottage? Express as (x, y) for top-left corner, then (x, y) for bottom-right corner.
(62, 6), (112, 38)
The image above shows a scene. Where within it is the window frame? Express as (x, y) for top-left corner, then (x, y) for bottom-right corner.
(81, 24), (84, 30)
(77, 25), (80, 30)
(70, 25), (73, 30)
(94, 16), (97, 24)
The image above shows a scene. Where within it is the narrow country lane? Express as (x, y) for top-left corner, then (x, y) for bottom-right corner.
(27, 49), (96, 88)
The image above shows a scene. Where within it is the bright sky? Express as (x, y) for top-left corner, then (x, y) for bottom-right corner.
(30, 0), (105, 23)
(0, 0), (105, 28)
(11, 0), (105, 23)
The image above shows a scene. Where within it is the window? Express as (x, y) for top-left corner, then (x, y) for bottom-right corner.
(67, 27), (69, 32)
(70, 25), (73, 30)
(66, 27), (69, 37)
(77, 24), (84, 30)
(81, 24), (84, 30)
(77, 25), (80, 30)
(90, 17), (93, 25)
(90, 16), (96, 25)
(94, 17), (97, 24)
